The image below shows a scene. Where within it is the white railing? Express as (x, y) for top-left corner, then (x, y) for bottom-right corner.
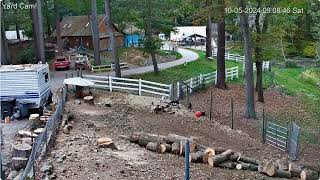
(177, 66), (239, 96)
(212, 50), (270, 71)
(83, 75), (172, 97)
(212, 50), (244, 62)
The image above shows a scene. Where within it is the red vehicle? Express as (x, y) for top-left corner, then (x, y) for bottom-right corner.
(54, 56), (70, 70)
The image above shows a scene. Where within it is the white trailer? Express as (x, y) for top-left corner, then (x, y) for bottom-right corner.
(0, 64), (51, 109)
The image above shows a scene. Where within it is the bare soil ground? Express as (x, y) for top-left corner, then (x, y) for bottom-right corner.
(39, 86), (319, 179)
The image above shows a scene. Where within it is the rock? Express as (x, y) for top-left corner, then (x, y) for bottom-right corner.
(40, 164), (53, 173)
(56, 158), (63, 163)
(74, 100), (81, 105)
(7, 170), (18, 180)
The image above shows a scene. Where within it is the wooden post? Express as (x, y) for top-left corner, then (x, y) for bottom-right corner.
(138, 79), (142, 96)
(184, 140), (190, 180)
(109, 76), (112, 92)
(77, 69), (79, 77)
(214, 70), (217, 84)
(210, 91), (213, 121)
(231, 98), (234, 130)
(169, 84), (173, 101)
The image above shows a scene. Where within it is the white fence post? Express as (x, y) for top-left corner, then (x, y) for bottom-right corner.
(169, 84), (173, 100)
(236, 66), (239, 79)
(138, 79), (142, 96)
(109, 76), (112, 92)
(200, 74), (203, 84)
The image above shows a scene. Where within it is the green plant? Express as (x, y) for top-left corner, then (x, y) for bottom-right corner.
(286, 44), (299, 57)
(17, 47), (36, 64)
(285, 61), (298, 68)
(303, 43), (317, 58)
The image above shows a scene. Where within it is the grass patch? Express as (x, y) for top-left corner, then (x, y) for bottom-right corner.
(129, 51), (242, 84)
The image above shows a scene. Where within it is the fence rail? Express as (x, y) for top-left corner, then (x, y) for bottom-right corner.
(212, 50), (244, 62)
(83, 75), (172, 97)
(20, 87), (67, 180)
(178, 66), (239, 96)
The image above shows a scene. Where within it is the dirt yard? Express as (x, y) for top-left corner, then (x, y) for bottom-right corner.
(38, 87), (319, 179)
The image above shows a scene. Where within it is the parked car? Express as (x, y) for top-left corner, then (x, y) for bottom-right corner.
(54, 56), (70, 70)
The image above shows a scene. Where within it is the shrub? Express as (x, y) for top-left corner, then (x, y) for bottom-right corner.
(286, 45), (299, 56)
(285, 61), (298, 68)
(303, 43), (317, 58)
(16, 48), (36, 64)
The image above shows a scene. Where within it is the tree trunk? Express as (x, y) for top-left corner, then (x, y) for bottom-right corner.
(1, 6), (10, 65)
(239, 0), (256, 119)
(54, 0), (63, 56)
(151, 52), (159, 73)
(37, 0), (45, 63)
(254, 0), (265, 103)
(104, 0), (121, 77)
(205, 16), (212, 58)
(44, 0), (51, 36)
(91, 0), (101, 65)
(15, 12), (22, 46)
(216, 0), (226, 89)
(29, 0), (40, 61)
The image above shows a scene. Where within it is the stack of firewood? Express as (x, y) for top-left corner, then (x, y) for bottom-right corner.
(127, 132), (320, 180)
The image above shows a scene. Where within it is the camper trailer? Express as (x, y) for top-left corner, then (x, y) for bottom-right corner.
(0, 64), (51, 119)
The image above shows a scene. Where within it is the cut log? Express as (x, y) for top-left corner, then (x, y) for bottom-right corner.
(12, 143), (32, 158)
(21, 138), (33, 146)
(179, 141), (197, 155)
(18, 130), (38, 138)
(159, 144), (166, 153)
(97, 137), (113, 145)
(288, 162), (304, 177)
(137, 133), (164, 147)
(163, 143), (172, 153)
(230, 152), (240, 161)
(163, 133), (193, 144)
(300, 169), (319, 180)
(129, 132), (141, 143)
(98, 141), (118, 150)
(40, 115), (51, 123)
(63, 124), (72, 134)
(208, 149), (233, 166)
(261, 161), (279, 177)
(84, 96), (94, 105)
(11, 157), (28, 170)
(61, 114), (69, 128)
(239, 156), (261, 166)
(195, 144), (209, 152)
(276, 169), (291, 179)
(236, 162), (258, 171)
(146, 142), (160, 152)
(215, 147), (228, 154)
(202, 148), (215, 163)
(190, 151), (205, 163)
(216, 162), (237, 169)
(171, 142), (180, 155)
(34, 128), (44, 134)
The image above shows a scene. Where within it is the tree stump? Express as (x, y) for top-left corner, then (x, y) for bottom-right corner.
(12, 143), (32, 158)
(84, 96), (94, 105)
(300, 169), (319, 180)
(29, 114), (41, 129)
(21, 138), (33, 146)
(11, 157), (28, 170)
(18, 130), (38, 138)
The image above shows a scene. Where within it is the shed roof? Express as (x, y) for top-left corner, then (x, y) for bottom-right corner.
(52, 15), (123, 38)
(122, 23), (142, 34)
(0, 64), (48, 72)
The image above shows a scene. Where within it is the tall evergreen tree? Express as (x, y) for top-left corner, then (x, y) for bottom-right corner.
(55, 0), (63, 56)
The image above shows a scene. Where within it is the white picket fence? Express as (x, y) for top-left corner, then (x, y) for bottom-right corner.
(243, 61), (270, 72)
(83, 75), (172, 97)
(177, 66), (239, 96)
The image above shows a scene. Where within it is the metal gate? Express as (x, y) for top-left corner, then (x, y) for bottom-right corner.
(288, 122), (301, 160)
(265, 121), (288, 151)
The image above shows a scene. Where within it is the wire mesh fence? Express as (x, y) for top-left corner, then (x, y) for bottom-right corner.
(19, 87), (67, 180)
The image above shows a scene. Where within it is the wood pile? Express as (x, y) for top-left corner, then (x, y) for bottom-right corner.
(127, 132), (320, 180)
(11, 143), (32, 170)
